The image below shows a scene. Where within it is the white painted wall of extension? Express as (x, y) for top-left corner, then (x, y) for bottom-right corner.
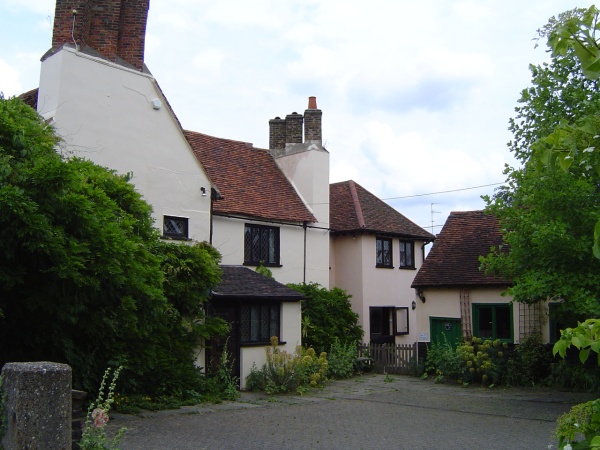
(38, 46), (213, 241)
(212, 215), (330, 287)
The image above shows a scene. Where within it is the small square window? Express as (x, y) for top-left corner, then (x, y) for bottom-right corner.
(163, 215), (189, 240)
(399, 240), (414, 269)
(376, 237), (393, 268)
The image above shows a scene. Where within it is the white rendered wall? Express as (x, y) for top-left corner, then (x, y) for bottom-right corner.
(415, 287), (531, 344)
(274, 147), (330, 288)
(239, 302), (301, 389)
(212, 216), (329, 287)
(330, 234), (428, 344)
(38, 47), (212, 241)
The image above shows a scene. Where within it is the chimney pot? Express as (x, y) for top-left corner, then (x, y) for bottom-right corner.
(304, 98), (322, 144)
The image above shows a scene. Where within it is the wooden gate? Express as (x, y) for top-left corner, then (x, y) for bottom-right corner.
(357, 342), (417, 375)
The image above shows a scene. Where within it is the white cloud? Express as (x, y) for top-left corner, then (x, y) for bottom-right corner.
(1, 0), (587, 232)
(0, 59), (22, 96)
(191, 48), (225, 78)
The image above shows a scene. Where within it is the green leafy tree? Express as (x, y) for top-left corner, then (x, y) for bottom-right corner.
(0, 95), (223, 395)
(482, 8), (600, 321)
(529, 5), (600, 257)
(287, 282), (363, 354)
(508, 7), (600, 163)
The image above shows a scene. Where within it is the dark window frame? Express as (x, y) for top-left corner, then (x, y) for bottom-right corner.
(240, 303), (281, 345)
(472, 303), (513, 343)
(399, 240), (415, 269)
(376, 237), (394, 268)
(244, 223), (281, 267)
(163, 215), (189, 240)
(369, 306), (409, 340)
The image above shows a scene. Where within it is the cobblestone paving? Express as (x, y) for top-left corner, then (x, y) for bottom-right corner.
(107, 374), (596, 450)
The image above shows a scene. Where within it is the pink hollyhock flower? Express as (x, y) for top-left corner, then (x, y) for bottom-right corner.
(92, 408), (109, 429)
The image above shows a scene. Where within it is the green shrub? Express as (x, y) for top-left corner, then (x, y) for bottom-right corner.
(287, 283), (363, 354)
(425, 339), (465, 383)
(456, 337), (509, 385)
(549, 359), (600, 393)
(0, 96), (229, 398)
(326, 339), (357, 379)
(503, 333), (553, 387)
(425, 337), (512, 385)
(245, 337), (328, 394)
(554, 398), (600, 449)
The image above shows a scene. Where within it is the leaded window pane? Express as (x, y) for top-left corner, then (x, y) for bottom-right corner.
(250, 305), (259, 341)
(400, 241), (414, 268)
(163, 216), (188, 239)
(376, 237), (392, 267)
(239, 304), (281, 344)
(244, 224), (279, 266)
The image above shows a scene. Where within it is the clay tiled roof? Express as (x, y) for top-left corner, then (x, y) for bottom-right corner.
(330, 180), (434, 240)
(18, 88), (38, 109)
(185, 130), (316, 223)
(411, 210), (509, 288)
(212, 266), (305, 301)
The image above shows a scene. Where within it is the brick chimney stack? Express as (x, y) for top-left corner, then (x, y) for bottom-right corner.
(269, 117), (286, 150)
(51, 0), (150, 71)
(285, 112), (303, 144)
(304, 96), (322, 144)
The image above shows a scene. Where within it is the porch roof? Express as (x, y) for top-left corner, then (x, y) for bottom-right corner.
(211, 266), (305, 301)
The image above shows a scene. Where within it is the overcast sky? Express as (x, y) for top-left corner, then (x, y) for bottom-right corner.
(0, 0), (589, 234)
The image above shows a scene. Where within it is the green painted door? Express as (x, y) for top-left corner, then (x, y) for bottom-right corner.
(430, 317), (462, 347)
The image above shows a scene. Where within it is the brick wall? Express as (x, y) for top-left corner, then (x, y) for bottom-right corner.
(52, 0), (149, 71)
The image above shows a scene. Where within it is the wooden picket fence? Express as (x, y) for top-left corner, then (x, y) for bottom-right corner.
(357, 342), (418, 375)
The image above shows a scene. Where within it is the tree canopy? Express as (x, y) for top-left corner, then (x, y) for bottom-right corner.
(0, 95), (224, 394)
(481, 7), (600, 322)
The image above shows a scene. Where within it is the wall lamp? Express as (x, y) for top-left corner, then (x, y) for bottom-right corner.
(416, 288), (426, 303)
(201, 187), (207, 197)
(411, 300), (416, 310)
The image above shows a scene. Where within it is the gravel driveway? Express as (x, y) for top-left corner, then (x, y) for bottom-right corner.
(107, 374), (596, 450)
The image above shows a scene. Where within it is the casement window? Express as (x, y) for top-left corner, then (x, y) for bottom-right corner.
(369, 306), (409, 344)
(240, 304), (280, 344)
(472, 304), (512, 342)
(244, 224), (280, 266)
(399, 240), (414, 269)
(376, 237), (393, 268)
(163, 215), (189, 240)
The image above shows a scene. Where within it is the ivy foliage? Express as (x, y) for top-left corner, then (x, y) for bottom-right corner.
(0, 95), (224, 395)
(287, 282), (363, 354)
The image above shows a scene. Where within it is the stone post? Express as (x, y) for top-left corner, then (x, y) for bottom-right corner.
(2, 362), (72, 450)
